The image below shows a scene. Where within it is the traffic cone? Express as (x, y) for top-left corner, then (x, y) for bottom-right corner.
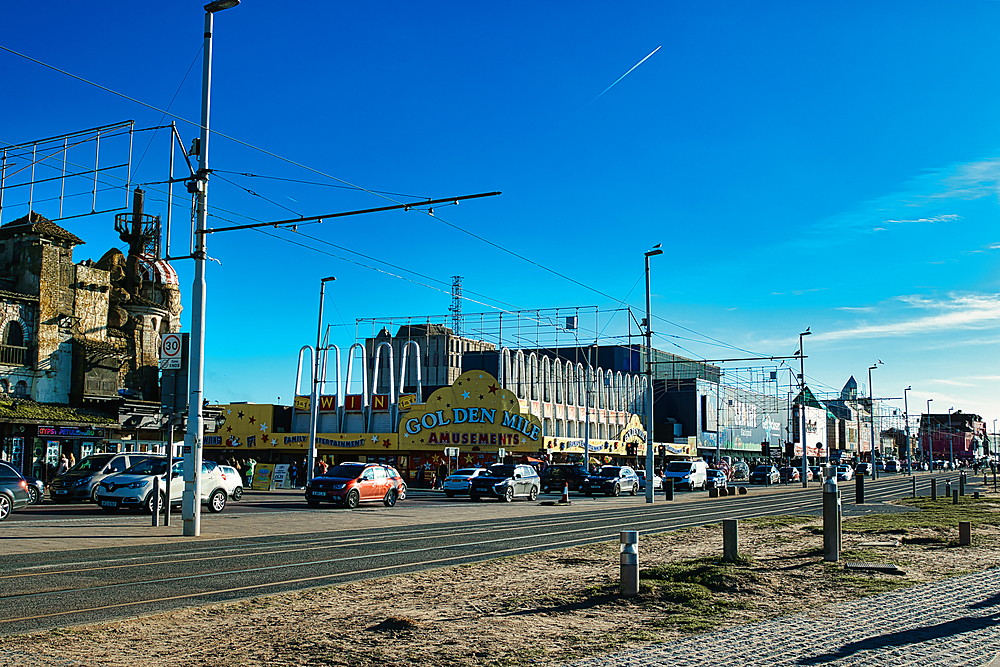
(560, 482), (570, 504)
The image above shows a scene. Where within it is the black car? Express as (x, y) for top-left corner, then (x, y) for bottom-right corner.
(0, 461), (30, 521)
(749, 465), (779, 485)
(470, 464), (540, 502)
(540, 464), (590, 493)
(582, 466), (640, 497)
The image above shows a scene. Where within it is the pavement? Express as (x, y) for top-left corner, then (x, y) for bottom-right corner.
(566, 568), (1000, 667)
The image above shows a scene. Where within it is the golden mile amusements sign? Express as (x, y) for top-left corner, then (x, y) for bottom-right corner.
(400, 371), (542, 450)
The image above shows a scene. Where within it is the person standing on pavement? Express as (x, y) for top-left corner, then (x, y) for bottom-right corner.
(437, 461), (449, 489)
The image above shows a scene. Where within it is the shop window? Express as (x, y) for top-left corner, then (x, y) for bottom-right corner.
(3, 322), (24, 347)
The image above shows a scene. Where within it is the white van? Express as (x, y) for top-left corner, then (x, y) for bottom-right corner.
(662, 459), (709, 491)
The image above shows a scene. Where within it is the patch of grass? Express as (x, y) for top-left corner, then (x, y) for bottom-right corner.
(651, 612), (718, 634)
(839, 548), (905, 566)
(846, 496), (1000, 534)
(641, 557), (760, 593)
(742, 515), (814, 529)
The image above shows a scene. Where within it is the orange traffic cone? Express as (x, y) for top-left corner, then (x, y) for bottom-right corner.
(560, 481), (570, 504)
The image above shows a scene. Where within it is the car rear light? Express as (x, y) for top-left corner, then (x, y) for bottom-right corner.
(19, 480), (27, 490)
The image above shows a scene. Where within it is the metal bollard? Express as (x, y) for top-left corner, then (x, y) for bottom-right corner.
(911, 476), (916, 498)
(620, 531), (639, 596)
(723, 519), (739, 562)
(960, 473), (965, 497)
(931, 478), (937, 501)
(953, 489), (959, 505)
(959, 521), (972, 546)
(823, 477), (841, 562)
(946, 479), (951, 498)
(151, 476), (160, 527)
(663, 479), (674, 501)
(855, 474), (865, 505)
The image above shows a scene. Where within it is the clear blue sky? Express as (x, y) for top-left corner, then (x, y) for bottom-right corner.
(1, 1), (998, 434)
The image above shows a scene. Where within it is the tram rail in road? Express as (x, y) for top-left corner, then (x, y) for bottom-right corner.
(0, 473), (956, 636)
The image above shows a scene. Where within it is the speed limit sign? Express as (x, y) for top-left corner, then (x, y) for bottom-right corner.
(160, 333), (182, 369)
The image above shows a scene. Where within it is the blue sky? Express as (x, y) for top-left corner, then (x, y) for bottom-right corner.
(1, 1), (998, 434)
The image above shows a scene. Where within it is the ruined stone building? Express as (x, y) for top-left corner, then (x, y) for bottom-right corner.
(0, 195), (183, 480)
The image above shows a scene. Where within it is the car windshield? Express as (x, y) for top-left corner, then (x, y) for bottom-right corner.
(598, 466), (621, 476)
(124, 458), (170, 476)
(666, 462), (693, 473)
(487, 465), (517, 478)
(753, 466), (771, 473)
(72, 455), (115, 472)
(453, 469), (480, 476)
(325, 463), (366, 478)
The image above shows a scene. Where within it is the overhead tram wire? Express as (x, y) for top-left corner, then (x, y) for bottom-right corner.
(0, 44), (799, 366)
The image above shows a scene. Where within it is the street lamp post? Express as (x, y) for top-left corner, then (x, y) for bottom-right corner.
(799, 328), (810, 489)
(926, 399), (933, 463)
(868, 363), (880, 480)
(644, 245), (662, 504)
(183, 0), (240, 537)
(948, 407), (955, 469)
(903, 386), (911, 475)
(308, 276), (336, 485)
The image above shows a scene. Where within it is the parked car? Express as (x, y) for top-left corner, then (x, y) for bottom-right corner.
(636, 469), (663, 491)
(470, 464), (540, 502)
(855, 462), (872, 477)
(540, 464), (591, 493)
(50, 452), (155, 503)
(583, 466), (640, 497)
(662, 460), (709, 491)
(836, 465), (854, 481)
(306, 462), (407, 508)
(23, 474), (44, 504)
(779, 466), (801, 483)
(217, 464), (245, 500)
(875, 460), (886, 472)
(706, 469), (728, 490)
(884, 460), (900, 473)
(0, 461), (30, 521)
(442, 468), (488, 497)
(749, 465), (780, 485)
(809, 465), (824, 481)
(96, 457), (229, 514)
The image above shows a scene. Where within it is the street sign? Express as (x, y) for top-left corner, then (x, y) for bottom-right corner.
(444, 447), (459, 457)
(160, 333), (182, 370)
(498, 448), (506, 459)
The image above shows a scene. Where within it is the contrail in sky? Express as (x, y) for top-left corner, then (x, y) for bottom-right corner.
(585, 45), (662, 107)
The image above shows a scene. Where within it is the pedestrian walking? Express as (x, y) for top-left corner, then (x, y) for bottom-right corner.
(68, 453), (76, 469)
(437, 461), (450, 489)
(56, 455), (69, 476)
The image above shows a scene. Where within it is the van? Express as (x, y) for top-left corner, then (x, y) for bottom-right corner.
(662, 459), (709, 491)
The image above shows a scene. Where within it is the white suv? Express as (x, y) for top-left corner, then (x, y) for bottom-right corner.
(96, 457), (229, 514)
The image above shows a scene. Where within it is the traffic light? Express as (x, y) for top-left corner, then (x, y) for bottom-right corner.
(658, 445), (666, 458)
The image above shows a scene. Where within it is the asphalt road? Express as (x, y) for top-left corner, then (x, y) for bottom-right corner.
(0, 472), (975, 636)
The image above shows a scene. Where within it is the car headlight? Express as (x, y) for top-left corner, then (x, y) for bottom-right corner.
(126, 481), (147, 489)
(73, 478), (89, 486)
(682, 474), (690, 479)
(330, 483), (346, 490)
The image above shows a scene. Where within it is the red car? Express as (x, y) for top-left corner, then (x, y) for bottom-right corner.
(305, 462), (406, 508)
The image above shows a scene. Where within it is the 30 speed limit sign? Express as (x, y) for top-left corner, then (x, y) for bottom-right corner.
(160, 333), (182, 369)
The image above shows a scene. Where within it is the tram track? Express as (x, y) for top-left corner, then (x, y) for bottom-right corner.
(0, 474), (944, 635)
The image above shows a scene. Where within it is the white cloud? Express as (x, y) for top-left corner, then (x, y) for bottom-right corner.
(884, 214), (960, 225)
(816, 293), (1000, 342)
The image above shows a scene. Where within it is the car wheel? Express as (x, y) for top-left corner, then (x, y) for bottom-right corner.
(528, 486), (538, 501)
(0, 494), (10, 521)
(445, 491), (455, 498)
(345, 489), (360, 509)
(383, 488), (399, 507)
(397, 484), (406, 501)
(470, 494), (481, 502)
(307, 498), (320, 507)
(701, 481), (707, 491)
(26, 486), (39, 505)
(503, 487), (514, 502)
(629, 483), (637, 496)
(146, 492), (164, 514)
(233, 486), (243, 501)
(208, 489), (227, 513)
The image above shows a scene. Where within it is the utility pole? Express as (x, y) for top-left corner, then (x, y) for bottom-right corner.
(644, 245), (662, 504)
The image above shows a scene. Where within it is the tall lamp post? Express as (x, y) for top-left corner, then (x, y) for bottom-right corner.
(644, 244), (662, 504)
(798, 328), (810, 489)
(903, 386), (911, 475)
(926, 398), (933, 464)
(183, 0), (240, 538)
(948, 407), (955, 469)
(308, 276), (336, 484)
(868, 362), (881, 480)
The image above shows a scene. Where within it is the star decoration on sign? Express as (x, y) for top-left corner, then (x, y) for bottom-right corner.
(226, 426), (232, 433)
(271, 438), (277, 446)
(260, 422), (267, 432)
(227, 408), (231, 415)
(479, 395), (484, 400)
(262, 433), (269, 442)
(488, 384), (499, 394)
(462, 391), (470, 399)
(446, 404), (451, 408)
(237, 411), (244, 420)
(372, 435), (379, 443)
(248, 416), (256, 425)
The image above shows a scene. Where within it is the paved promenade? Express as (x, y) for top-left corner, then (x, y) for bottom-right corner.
(568, 569), (1000, 667)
